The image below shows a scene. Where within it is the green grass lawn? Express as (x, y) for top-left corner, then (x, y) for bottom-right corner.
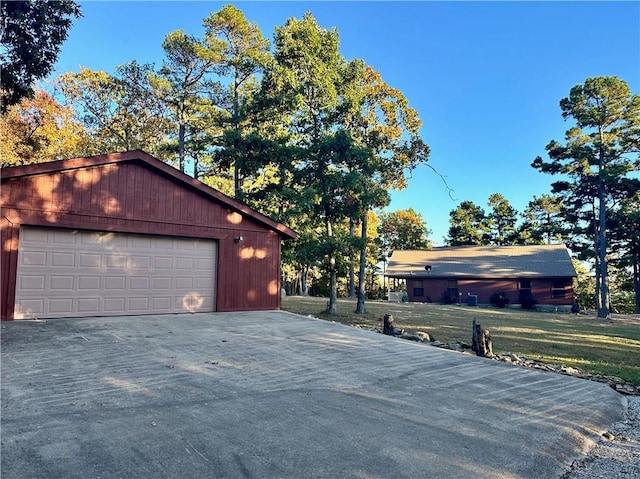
(281, 295), (640, 385)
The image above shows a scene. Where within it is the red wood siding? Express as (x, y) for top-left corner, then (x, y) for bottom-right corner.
(406, 277), (574, 306)
(1, 160), (287, 320)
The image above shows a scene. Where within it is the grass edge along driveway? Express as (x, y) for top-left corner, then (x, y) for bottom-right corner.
(281, 296), (640, 386)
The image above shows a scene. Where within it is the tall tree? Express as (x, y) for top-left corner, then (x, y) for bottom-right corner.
(266, 12), (355, 314)
(150, 30), (219, 173)
(1, 0), (81, 110)
(446, 201), (490, 246)
(340, 62), (430, 313)
(57, 63), (171, 157)
(204, 4), (271, 196)
(487, 193), (518, 245)
(532, 76), (640, 318)
(0, 89), (86, 166)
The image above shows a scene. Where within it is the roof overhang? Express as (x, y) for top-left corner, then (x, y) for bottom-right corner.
(385, 273), (577, 279)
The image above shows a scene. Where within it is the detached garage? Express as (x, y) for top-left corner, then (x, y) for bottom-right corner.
(1, 150), (296, 320)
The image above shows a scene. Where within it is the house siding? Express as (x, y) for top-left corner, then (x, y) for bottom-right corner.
(1, 156), (292, 320)
(406, 277), (574, 306)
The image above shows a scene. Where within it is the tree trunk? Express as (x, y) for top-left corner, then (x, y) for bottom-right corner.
(348, 219), (355, 298)
(592, 202), (602, 314)
(326, 213), (338, 315)
(594, 236), (602, 313)
(356, 213), (367, 314)
(471, 319), (493, 357)
(383, 314), (398, 335)
(328, 256), (338, 314)
(193, 156), (199, 180)
(295, 269), (302, 296)
(634, 259), (640, 314)
(302, 266), (309, 297)
(233, 73), (241, 197)
(597, 145), (610, 319)
(178, 122), (186, 173)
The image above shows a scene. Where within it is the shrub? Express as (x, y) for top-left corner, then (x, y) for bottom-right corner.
(490, 292), (509, 308)
(519, 292), (537, 310)
(441, 289), (458, 304)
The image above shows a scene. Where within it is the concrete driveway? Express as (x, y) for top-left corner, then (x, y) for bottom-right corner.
(0, 311), (626, 478)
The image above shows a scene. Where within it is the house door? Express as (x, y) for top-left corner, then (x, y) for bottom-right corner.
(446, 279), (459, 303)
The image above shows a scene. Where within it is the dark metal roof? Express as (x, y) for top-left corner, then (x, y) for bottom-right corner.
(1, 150), (297, 239)
(386, 245), (577, 278)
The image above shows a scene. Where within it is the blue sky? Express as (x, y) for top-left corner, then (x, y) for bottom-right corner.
(51, 1), (640, 245)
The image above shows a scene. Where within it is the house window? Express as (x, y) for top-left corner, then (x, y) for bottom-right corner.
(519, 280), (531, 296)
(412, 280), (424, 297)
(552, 280), (565, 299)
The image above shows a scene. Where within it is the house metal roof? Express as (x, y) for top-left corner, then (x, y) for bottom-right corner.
(1, 150), (297, 240)
(386, 245), (577, 278)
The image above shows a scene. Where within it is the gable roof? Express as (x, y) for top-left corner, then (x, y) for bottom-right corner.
(386, 245), (576, 278)
(1, 150), (297, 239)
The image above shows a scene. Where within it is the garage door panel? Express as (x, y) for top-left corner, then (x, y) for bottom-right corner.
(130, 256), (151, 269)
(153, 297), (172, 310)
(153, 237), (174, 250)
(153, 277), (172, 289)
(154, 257), (173, 269)
(77, 298), (100, 313)
(17, 299), (44, 316)
(104, 298), (125, 312)
(80, 233), (102, 245)
(50, 275), (74, 290)
(52, 252), (75, 267)
(176, 257), (194, 270)
(128, 298), (149, 311)
(131, 236), (152, 248)
(22, 251), (46, 266)
(14, 227), (217, 319)
(19, 275), (45, 291)
(175, 277), (193, 289)
(130, 277), (150, 290)
(79, 253), (102, 268)
(78, 276), (100, 290)
(21, 228), (48, 243)
(53, 231), (76, 244)
(49, 298), (73, 313)
(105, 276), (126, 290)
(106, 254), (127, 268)
(196, 277), (214, 289)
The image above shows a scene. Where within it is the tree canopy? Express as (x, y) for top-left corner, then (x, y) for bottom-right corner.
(1, 0), (82, 110)
(446, 200), (490, 246)
(378, 209), (431, 255)
(0, 89), (86, 166)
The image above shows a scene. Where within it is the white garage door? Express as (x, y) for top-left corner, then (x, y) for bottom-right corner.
(14, 227), (217, 319)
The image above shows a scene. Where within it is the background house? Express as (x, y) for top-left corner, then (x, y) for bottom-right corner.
(385, 245), (577, 308)
(1, 150), (296, 320)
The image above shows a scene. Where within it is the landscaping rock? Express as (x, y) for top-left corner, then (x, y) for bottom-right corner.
(400, 333), (423, 342)
(416, 331), (434, 342)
